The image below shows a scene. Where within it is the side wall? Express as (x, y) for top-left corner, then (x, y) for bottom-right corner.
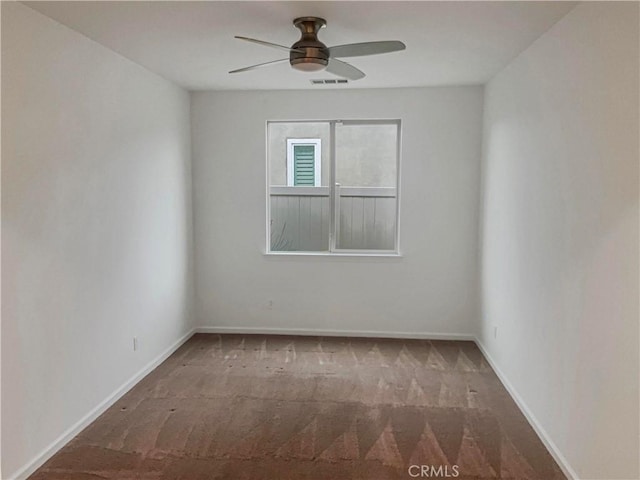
(479, 2), (639, 478)
(2, 4), (195, 478)
(191, 87), (483, 337)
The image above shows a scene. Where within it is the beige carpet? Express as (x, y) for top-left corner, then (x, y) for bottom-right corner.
(29, 334), (566, 479)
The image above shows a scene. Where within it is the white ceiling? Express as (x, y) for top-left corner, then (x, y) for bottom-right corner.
(24, 1), (576, 91)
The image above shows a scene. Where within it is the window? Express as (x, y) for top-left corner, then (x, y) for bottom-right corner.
(267, 120), (400, 254)
(287, 139), (321, 186)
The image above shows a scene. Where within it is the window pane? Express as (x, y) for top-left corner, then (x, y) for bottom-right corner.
(267, 120), (399, 254)
(335, 123), (398, 251)
(336, 123), (397, 188)
(268, 122), (330, 252)
(269, 123), (329, 187)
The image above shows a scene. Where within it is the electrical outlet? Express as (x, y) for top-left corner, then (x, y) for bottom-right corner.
(133, 337), (138, 351)
(493, 326), (498, 339)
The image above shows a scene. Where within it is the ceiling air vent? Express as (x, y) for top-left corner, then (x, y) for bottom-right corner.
(310, 79), (349, 85)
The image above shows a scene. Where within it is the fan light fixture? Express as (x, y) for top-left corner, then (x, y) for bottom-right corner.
(289, 17), (329, 72)
(229, 16), (406, 81)
(291, 58), (327, 72)
(291, 59), (326, 72)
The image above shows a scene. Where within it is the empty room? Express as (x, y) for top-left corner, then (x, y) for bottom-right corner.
(2, 1), (638, 479)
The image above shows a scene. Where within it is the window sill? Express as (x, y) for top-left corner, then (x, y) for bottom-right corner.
(263, 251), (403, 258)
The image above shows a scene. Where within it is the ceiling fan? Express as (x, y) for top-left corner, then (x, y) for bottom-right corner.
(229, 17), (406, 81)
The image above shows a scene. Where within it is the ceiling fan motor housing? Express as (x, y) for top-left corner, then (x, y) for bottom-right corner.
(290, 17), (329, 71)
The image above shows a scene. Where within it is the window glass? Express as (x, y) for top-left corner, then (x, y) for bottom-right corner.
(268, 122), (329, 187)
(335, 123), (397, 188)
(335, 123), (398, 250)
(267, 120), (399, 253)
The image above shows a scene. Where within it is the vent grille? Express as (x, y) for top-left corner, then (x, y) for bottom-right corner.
(310, 79), (349, 85)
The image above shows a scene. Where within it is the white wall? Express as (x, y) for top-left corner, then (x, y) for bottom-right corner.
(1, 3), (194, 478)
(191, 87), (483, 336)
(479, 2), (639, 479)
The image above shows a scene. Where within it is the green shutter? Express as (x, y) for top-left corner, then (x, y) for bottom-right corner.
(293, 145), (315, 186)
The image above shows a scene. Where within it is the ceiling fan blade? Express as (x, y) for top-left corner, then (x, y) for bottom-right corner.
(329, 40), (406, 58)
(325, 58), (365, 80)
(229, 58), (289, 74)
(234, 36), (303, 54)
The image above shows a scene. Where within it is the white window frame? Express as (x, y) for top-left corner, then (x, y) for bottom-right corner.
(267, 120), (401, 256)
(286, 138), (321, 187)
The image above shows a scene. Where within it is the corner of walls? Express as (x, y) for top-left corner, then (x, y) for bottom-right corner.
(1, 3), (4, 477)
(473, 338), (579, 480)
(188, 90), (202, 331)
(474, 83), (487, 343)
(7, 329), (195, 480)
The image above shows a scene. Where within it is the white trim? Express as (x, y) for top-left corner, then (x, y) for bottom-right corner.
(269, 186), (396, 198)
(339, 119), (401, 126)
(339, 187), (396, 198)
(194, 326), (474, 341)
(474, 339), (578, 480)
(270, 186), (330, 196)
(8, 329), (196, 480)
(334, 183), (341, 245)
(286, 138), (321, 187)
(263, 251), (402, 258)
(329, 249), (398, 255)
(395, 121), (402, 254)
(329, 121), (337, 251)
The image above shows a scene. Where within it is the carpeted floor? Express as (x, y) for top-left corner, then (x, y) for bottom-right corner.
(29, 334), (566, 479)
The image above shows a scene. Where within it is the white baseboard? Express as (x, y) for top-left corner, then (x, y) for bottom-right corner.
(474, 338), (579, 480)
(9, 328), (196, 480)
(195, 325), (476, 341)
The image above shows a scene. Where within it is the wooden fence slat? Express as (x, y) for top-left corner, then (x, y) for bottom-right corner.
(298, 196), (312, 250)
(363, 197), (376, 250)
(338, 197), (352, 249)
(320, 197), (329, 251)
(351, 197), (365, 249)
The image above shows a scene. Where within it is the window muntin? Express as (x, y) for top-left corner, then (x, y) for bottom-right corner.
(268, 120), (400, 254)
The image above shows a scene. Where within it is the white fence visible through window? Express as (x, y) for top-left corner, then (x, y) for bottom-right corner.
(270, 186), (396, 251)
